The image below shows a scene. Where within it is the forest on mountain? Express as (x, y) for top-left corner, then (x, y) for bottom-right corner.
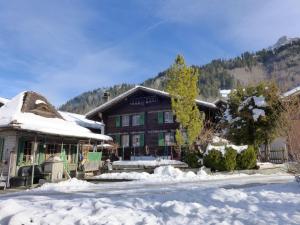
(59, 38), (300, 114)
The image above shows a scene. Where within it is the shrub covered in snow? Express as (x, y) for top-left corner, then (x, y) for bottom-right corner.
(236, 145), (257, 170)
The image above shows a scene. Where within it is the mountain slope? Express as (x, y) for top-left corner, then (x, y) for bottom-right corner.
(59, 37), (300, 114)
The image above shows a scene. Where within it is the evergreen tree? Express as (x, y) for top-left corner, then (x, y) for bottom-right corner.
(166, 55), (204, 151)
(223, 82), (284, 160)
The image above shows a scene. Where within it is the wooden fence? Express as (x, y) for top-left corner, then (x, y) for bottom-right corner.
(260, 149), (288, 164)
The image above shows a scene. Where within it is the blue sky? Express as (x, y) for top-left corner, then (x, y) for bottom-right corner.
(0, 0), (300, 106)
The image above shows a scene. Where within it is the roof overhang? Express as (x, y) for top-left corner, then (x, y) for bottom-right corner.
(86, 85), (217, 118)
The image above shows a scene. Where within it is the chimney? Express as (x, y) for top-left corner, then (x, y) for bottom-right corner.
(102, 92), (110, 103)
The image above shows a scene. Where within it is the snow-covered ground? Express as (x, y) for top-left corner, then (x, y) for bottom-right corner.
(0, 168), (299, 225)
(112, 159), (187, 167)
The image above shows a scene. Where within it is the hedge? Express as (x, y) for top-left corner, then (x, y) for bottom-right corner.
(236, 145), (257, 170)
(204, 145), (257, 172)
(203, 149), (223, 171)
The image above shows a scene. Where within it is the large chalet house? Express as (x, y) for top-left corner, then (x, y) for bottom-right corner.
(86, 86), (219, 160)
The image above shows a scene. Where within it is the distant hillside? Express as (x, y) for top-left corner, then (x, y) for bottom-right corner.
(60, 36), (300, 114)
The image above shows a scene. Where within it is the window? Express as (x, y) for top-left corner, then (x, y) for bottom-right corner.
(121, 134), (130, 147)
(165, 132), (175, 146)
(132, 114), (140, 126)
(132, 134), (144, 147)
(164, 111), (174, 123)
(115, 116), (121, 127)
(23, 141), (33, 162)
(122, 115), (130, 127)
(132, 134), (140, 147)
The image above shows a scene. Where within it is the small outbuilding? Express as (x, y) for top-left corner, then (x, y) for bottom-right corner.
(0, 91), (112, 185)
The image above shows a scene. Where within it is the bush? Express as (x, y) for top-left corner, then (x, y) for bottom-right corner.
(223, 147), (237, 171)
(236, 145), (257, 170)
(183, 151), (201, 168)
(203, 149), (223, 171)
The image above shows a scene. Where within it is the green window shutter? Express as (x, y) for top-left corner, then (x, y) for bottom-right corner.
(140, 113), (145, 125)
(87, 152), (102, 161)
(115, 116), (121, 127)
(38, 144), (46, 164)
(17, 137), (25, 165)
(140, 134), (144, 147)
(0, 138), (4, 161)
(158, 132), (165, 146)
(158, 112), (164, 124)
(115, 134), (121, 146)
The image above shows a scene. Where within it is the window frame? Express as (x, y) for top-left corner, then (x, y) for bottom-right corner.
(132, 134), (140, 147)
(132, 114), (141, 126)
(165, 132), (175, 146)
(122, 115), (130, 127)
(164, 111), (174, 123)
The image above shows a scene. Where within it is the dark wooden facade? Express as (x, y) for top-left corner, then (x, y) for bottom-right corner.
(88, 88), (218, 160)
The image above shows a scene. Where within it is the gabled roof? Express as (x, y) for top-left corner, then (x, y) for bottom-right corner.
(282, 86), (300, 97)
(0, 91), (111, 141)
(86, 85), (217, 118)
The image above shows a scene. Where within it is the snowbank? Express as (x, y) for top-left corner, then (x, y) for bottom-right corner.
(95, 166), (251, 182)
(36, 178), (95, 192)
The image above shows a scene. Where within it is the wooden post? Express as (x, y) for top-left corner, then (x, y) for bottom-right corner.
(31, 136), (38, 188)
(75, 142), (79, 176)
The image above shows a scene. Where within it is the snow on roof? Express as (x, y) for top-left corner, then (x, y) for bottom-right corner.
(282, 86), (300, 97)
(59, 111), (104, 130)
(0, 92), (112, 141)
(0, 97), (9, 105)
(86, 85), (217, 117)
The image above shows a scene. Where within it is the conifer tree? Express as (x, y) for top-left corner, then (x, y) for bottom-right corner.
(166, 55), (204, 152)
(223, 82), (284, 160)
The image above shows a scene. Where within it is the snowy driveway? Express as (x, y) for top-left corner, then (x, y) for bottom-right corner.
(0, 174), (299, 225)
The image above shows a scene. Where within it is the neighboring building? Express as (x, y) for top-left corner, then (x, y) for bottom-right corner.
(0, 97), (9, 108)
(0, 91), (112, 179)
(86, 86), (219, 160)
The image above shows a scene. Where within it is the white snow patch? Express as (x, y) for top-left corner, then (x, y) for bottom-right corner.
(252, 108), (265, 121)
(253, 96), (267, 107)
(220, 89), (231, 98)
(112, 159), (187, 167)
(212, 136), (229, 144)
(35, 99), (46, 105)
(206, 144), (248, 155)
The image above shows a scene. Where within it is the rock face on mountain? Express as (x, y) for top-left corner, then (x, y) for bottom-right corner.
(60, 37), (300, 114)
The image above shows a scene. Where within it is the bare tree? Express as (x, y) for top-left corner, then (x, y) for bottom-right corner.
(279, 95), (300, 162)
